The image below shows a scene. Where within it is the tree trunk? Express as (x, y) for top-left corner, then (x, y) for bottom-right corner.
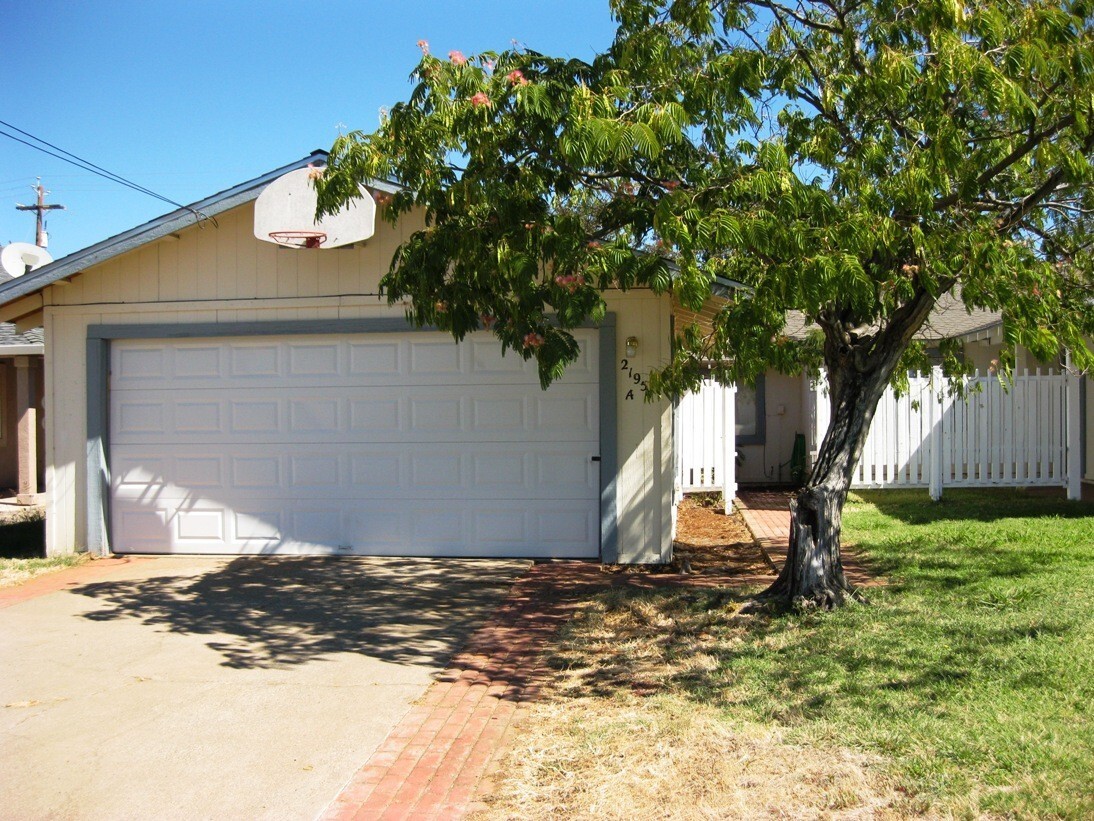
(760, 355), (897, 610)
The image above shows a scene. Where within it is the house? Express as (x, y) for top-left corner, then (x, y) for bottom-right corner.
(0, 153), (676, 562)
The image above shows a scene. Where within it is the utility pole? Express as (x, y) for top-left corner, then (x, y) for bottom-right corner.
(16, 178), (65, 248)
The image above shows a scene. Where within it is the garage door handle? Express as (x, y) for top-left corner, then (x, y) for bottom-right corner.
(590, 456), (601, 462)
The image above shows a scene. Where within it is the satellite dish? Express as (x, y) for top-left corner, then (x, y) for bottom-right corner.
(254, 167), (376, 249)
(0, 243), (53, 278)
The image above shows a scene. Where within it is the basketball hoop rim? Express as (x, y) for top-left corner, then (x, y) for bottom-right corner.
(269, 230), (327, 248)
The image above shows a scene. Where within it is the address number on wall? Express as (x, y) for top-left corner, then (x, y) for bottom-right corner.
(620, 358), (648, 401)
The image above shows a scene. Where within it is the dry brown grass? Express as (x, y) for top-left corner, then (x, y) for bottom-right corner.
(478, 692), (912, 820)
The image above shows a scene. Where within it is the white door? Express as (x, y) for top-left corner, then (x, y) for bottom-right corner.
(108, 330), (600, 557)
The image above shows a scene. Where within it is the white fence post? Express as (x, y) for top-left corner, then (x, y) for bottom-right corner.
(1066, 351), (1082, 501)
(722, 382), (737, 514)
(929, 366), (944, 501)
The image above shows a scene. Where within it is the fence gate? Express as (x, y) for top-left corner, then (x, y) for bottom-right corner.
(675, 379), (736, 512)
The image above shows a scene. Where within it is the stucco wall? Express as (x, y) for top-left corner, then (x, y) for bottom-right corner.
(40, 201), (674, 562)
(736, 372), (809, 485)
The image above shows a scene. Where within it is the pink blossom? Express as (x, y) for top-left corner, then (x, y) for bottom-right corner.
(481, 314), (495, 328)
(306, 163), (324, 181)
(470, 92), (491, 108)
(417, 39), (429, 54)
(587, 240), (601, 249)
(435, 300), (447, 313)
(523, 332), (545, 350)
(554, 274), (583, 293)
(506, 69), (529, 86)
(449, 50), (468, 65)
(662, 180), (679, 190)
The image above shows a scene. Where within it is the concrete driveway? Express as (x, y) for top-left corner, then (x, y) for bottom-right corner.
(0, 555), (528, 820)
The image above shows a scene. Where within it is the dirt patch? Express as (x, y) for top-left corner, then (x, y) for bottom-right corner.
(670, 497), (770, 576)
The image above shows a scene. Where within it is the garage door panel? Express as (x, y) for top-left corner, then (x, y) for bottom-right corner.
(112, 442), (598, 500)
(111, 497), (598, 557)
(111, 334), (596, 391)
(112, 384), (597, 444)
(109, 330), (601, 557)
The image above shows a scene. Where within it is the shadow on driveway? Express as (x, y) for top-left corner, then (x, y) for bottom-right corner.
(74, 556), (527, 670)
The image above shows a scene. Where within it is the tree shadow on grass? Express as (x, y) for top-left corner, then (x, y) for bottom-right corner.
(74, 556), (525, 670)
(852, 488), (1094, 526)
(542, 583), (1080, 723)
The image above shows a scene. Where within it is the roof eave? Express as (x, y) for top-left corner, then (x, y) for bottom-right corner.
(0, 150), (401, 308)
(0, 343), (44, 356)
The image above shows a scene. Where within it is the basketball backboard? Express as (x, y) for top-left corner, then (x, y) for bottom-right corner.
(253, 167), (376, 249)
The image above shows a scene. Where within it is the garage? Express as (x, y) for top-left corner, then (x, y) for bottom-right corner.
(0, 155), (673, 564)
(108, 328), (601, 558)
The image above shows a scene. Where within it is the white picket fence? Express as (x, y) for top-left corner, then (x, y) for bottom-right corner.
(676, 366), (1082, 506)
(813, 365), (1082, 499)
(675, 379), (736, 510)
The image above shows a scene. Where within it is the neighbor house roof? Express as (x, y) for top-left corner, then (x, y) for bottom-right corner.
(0, 270), (43, 351)
(0, 150), (402, 310)
(675, 289), (1003, 344)
(0, 323), (43, 347)
(783, 292), (1002, 343)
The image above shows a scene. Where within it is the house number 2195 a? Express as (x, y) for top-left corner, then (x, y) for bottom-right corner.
(620, 359), (648, 400)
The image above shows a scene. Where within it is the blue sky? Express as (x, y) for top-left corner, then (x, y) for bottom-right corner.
(1, 1), (617, 259)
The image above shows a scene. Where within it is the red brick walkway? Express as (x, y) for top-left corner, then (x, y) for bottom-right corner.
(734, 490), (793, 571)
(0, 556), (146, 610)
(735, 489), (878, 584)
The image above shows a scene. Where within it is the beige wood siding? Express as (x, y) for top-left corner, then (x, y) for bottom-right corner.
(41, 201), (673, 562)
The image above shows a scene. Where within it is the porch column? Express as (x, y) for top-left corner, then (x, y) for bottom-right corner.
(14, 356), (38, 505)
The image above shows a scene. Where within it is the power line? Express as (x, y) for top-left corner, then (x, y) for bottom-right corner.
(0, 119), (208, 221)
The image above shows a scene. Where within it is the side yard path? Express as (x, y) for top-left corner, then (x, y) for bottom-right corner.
(735, 489), (879, 585)
(321, 558), (775, 821)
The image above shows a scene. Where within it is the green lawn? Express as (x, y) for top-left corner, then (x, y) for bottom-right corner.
(532, 489), (1094, 818)
(725, 489), (1094, 817)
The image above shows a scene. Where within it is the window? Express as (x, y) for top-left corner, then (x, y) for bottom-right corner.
(735, 374), (765, 445)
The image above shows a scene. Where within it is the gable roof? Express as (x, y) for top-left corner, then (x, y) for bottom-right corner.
(0, 150), (400, 309)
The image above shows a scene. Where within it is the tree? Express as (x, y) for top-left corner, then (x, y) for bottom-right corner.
(318, 0), (1094, 608)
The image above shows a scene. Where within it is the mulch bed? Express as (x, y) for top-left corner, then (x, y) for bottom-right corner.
(600, 497), (776, 581)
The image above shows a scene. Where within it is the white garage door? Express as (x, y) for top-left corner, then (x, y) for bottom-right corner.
(108, 330), (600, 557)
